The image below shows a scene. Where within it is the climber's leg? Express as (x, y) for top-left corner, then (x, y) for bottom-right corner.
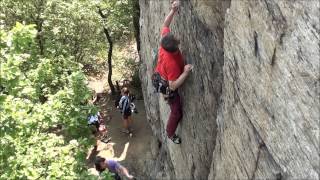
(166, 93), (182, 138)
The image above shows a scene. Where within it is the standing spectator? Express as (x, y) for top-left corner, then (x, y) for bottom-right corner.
(119, 87), (133, 135)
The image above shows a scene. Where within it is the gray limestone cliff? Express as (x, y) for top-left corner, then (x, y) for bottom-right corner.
(138, 0), (319, 179)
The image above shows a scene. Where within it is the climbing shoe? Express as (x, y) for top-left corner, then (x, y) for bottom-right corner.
(170, 134), (181, 144)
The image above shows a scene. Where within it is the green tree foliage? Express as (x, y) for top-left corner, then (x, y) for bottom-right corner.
(0, 23), (105, 179)
(0, 0), (103, 63)
(0, 0), (139, 178)
(95, 0), (137, 94)
(96, 0), (135, 42)
(0, 0), (137, 66)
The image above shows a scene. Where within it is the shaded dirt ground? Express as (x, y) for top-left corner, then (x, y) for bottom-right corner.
(87, 76), (153, 179)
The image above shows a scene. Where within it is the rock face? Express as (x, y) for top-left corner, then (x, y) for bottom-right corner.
(138, 0), (319, 179)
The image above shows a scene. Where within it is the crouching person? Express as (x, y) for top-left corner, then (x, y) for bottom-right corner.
(87, 112), (111, 143)
(95, 156), (135, 180)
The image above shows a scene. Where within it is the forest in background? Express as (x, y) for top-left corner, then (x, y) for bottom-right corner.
(0, 0), (139, 179)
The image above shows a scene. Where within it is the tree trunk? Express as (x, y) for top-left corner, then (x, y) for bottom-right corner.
(103, 27), (116, 94)
(98, 7), (115, 95)
(36, 20), (44, 55)
(33, 0), (45, 55)
(132, 0), (141, 52)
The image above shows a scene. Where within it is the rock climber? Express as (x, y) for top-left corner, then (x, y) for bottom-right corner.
(155, 0), (193, 144)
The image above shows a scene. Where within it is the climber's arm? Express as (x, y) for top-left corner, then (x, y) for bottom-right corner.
(163, 0), (180, 27)
(168, 64), (193, 91)
(117, 166), (134, 179)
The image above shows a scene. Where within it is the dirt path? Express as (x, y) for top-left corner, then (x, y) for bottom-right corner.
(87, 76), (153, 178)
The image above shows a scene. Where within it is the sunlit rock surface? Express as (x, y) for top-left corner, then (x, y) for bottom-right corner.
(138, 0), (319, 179)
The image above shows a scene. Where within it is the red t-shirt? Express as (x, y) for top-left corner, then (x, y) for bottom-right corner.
(155, 27), (184, 81)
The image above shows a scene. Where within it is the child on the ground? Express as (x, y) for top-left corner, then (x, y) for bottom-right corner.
(118, 87), (133, 134)
(87, 111), (111, 143)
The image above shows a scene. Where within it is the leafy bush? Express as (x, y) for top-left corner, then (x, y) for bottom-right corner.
(0, 23), (104, 179)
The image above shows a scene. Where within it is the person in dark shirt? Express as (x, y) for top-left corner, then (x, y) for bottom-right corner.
(119, 87), (133, 134)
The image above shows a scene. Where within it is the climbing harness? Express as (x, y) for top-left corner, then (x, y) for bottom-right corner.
(151, 72), (175, 100)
